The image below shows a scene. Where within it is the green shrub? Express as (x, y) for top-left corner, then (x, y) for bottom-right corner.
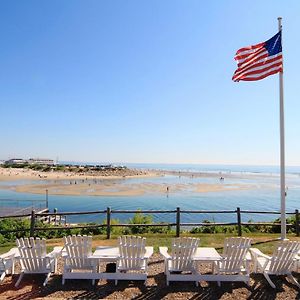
(0, 218), (30, 242)
(128, 212), (153, 234)
(55, 165), (65, 171)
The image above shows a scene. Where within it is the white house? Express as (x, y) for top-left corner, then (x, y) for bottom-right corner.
(28, 158), (55, 165)
(5, 158), (27, 165)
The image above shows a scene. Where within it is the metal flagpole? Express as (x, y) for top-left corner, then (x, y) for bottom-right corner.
(278, 17), (286, 240)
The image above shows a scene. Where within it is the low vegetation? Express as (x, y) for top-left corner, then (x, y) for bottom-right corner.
(0, 212), (297, 247)
(1, 163), (127, 173)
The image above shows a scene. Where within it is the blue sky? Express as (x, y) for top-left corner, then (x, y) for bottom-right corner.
(1, 0), (300, 166)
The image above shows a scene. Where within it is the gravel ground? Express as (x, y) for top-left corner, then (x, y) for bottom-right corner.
(1, 254), (300, 299)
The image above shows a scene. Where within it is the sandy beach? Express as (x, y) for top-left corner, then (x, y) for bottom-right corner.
(0, 167), (260, 197)
(0, 166), (154, 181)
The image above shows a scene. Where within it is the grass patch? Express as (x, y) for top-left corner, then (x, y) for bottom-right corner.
(2, 233), (299, 255)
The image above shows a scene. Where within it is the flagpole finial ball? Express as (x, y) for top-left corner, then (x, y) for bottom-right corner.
(278, 17), (282, 30)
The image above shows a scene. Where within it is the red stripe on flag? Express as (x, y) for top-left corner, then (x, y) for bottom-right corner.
(237, 50), (268, 67)
(235, 42), (265, 55)
(234, 55), (283, 77)
(237, 53), (269, 69)
(233, 63), (283, 81)
(234, 61), (283, 80)
(239, 68), (283, 81)
(235, 46), (265, 61)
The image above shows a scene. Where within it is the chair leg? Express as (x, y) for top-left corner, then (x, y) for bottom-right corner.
(287, 274), (300, 288)
(115, 280), (118, 286)
(0, 272), (6, 283)
(253, 261), (258, 273)
(54, 259), (58, 273)
(12, 260), (15, 275)
(43, 272), (51, 286)
(15, 272), (24, 288)
(62, 267), (70, 285)
(92, 265), (97, 285)
(243, 278), (250, 286)
(217, 281), (221, 287)
(263, 273), (276, 289)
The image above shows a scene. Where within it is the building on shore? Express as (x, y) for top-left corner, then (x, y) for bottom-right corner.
(4, 158), (55, 165)
(28, 158), (55, 165)
(5, 158), (27, 165)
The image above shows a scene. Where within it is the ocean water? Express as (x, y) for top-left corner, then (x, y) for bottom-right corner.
(1, 163), (300, 224)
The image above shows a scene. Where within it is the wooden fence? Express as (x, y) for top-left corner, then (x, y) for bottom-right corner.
(0, 198), (48, 217)
(0, 207), (299, 239)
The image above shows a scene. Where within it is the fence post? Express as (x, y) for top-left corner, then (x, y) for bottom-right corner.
(45, 189), (49, 209)
(54, 208), (57, 225)
(296, 209), (299, 237)
(237, 207), (242, 237)
(106, 207), (111, 239)
(176, 207), (180, 237)
(30, 210), (36, 237)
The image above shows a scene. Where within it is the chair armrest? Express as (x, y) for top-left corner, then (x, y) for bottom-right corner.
(53, 246), (64, 252)
(0, 248), (19, 260)
(249, 248), (271, 260)
(159, 247), (171, 259)
(144, 247), (154, 259)
(47, 246), (64, 259)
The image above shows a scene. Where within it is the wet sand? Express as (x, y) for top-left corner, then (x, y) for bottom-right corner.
(0, 167), (259, 196)
(13, 182), (255, 196)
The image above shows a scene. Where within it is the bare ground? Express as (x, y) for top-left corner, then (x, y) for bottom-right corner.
(1, 254), (300, 300)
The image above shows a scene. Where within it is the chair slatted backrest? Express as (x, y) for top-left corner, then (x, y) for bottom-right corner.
(63, 235), (92, 268)
(170, 237), (199, 271)
(16, 237), (47, 271)
(269, 241), (300, 274)
(221, 237), (251, 273)
(118, 236), (146, 270)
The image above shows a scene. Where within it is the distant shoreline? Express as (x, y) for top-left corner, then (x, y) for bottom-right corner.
(0, 165), (157, 180)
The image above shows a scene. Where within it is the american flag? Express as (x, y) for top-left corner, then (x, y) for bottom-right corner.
(232, 31), (283, 82)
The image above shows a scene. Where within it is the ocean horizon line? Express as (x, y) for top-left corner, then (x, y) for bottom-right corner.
(58, 161), (300, 175)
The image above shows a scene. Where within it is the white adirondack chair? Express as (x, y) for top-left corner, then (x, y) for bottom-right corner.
(159, 237), (200, 286)
(213, 237), (252, 286)
(250, 240), (300, 288)
(16, 237), (62, 287)
(0, 247), (19, 283)
(62, 235), (97, 285)
(115, 236), (153, 285)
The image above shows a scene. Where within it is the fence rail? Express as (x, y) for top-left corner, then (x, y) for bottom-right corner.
(0, 207), (299, 239)
(0, 196), (48, 217)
